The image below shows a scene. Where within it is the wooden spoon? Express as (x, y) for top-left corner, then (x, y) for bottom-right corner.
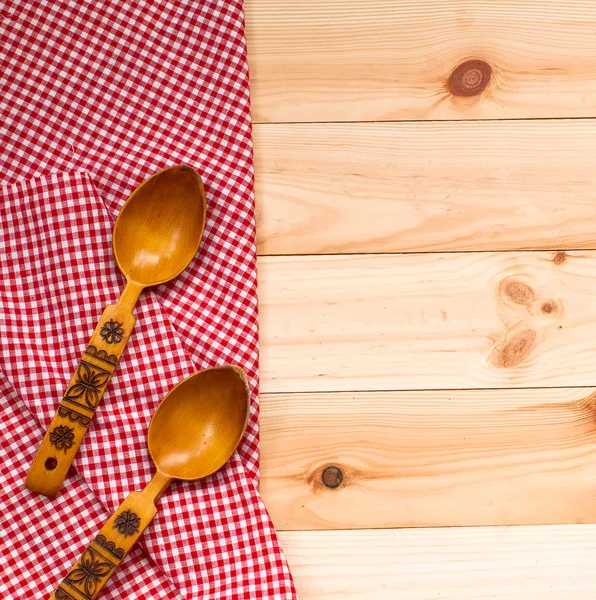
(26, 165), (206, 498)
(51, 365), (250, 600)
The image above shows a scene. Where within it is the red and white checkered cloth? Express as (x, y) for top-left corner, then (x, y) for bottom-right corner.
(0, 1), (297, 598)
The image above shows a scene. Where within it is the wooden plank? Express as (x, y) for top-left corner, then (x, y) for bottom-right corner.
(280, 525), (596, 599)
(253, 120), (596, 256)
(260, 388), (596, 530)
(258, 250), (596, 393)
(245, 0), (596, 123)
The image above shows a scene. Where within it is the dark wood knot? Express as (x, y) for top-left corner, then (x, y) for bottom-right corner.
(448, 59), (492, 97)
(321, 466), (343, 489)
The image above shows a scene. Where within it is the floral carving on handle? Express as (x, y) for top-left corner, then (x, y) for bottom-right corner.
(100, 319), (124, 344)
(64, 361), (110, 409)
(49, 425), (75, 452)
(113, 510), (140, 537)
(63, 547), (114, 598)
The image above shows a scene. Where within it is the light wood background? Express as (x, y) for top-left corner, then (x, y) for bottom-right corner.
(245, 1), (596, 597)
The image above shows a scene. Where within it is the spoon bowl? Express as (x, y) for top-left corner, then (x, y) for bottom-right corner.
(149, 366), (250, 480)
(113, 165), (206, 286)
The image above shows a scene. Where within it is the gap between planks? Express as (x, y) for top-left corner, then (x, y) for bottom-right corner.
(253, 116), (596, 127)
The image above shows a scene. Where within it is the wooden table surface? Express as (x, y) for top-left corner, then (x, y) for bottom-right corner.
(245, 2), (596, 597)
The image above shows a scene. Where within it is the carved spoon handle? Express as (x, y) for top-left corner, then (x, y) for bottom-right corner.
(52, 497), (147, 600)
(26, 282), (142, 498)
(49, 472), (171, 600)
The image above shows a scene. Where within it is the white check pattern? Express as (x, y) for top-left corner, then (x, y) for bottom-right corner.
(0, 1), (296, 598)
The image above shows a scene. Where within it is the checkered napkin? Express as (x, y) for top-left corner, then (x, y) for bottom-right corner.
(0, 2), (297, 599)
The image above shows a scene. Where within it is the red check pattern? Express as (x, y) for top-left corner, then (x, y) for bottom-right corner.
(0, 2), (296, 599)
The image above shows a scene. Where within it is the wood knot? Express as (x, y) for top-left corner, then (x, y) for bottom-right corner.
(541, 300), (557, 315)
(448, 59), (491, 97)
(554, 251), (567, 265)
(321, 466), (343, 489)
(492, 328), (537, 368)
(499, 278), (535, 307)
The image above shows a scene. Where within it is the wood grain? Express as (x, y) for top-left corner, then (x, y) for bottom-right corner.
(245, 0), (596, 123)
(259, 250), (596, 393)
(280, 525), (596, 599)
(254, 120), (596, 255)
(247, 2), (596, 593)
(261, 388), (596, 530)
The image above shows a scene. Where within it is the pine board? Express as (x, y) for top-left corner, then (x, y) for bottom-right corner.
(254, 120), (596, 256)
(280, 525), (596, 599)
(246, 0), (596, 123)
(259, 251), (596, 393)
(261, 388), (596, 530)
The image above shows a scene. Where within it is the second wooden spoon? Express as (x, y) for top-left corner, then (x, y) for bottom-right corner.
(50, 365), (250, 600)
